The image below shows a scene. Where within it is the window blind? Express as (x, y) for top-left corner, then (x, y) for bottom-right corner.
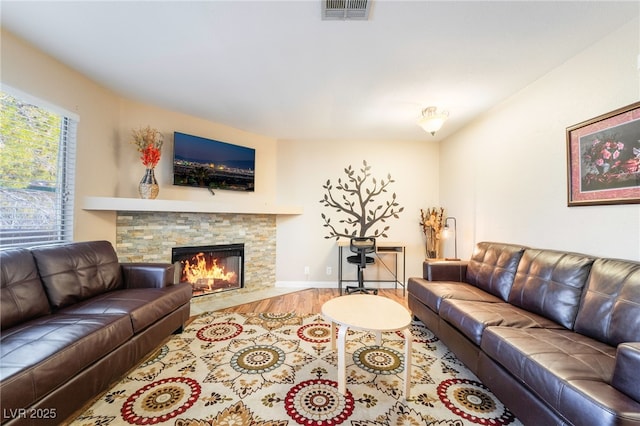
(0, 90), (78, 248)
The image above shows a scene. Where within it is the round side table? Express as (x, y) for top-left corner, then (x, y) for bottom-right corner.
(321, 294), (412, 397)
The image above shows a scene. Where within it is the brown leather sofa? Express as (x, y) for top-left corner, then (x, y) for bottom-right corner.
(408, 242), (640, 426)
(0, 240), (192, 425)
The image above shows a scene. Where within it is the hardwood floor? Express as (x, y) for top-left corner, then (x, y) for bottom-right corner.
(219, 288), (409, 313)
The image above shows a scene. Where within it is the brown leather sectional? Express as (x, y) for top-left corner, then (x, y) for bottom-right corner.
(408, 242), (640, 426)
(0, 240), (192, 425)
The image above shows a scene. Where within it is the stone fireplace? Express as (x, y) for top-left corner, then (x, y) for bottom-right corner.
(172, 243), (244, 297)
(115, 211), (276, 296)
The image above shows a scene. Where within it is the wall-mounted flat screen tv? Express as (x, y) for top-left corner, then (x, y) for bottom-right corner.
(173, 132), (255, 192)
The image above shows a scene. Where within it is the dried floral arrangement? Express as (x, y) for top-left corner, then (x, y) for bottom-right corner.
(131, 126), (163, 168)
(420, 207), (445, 258)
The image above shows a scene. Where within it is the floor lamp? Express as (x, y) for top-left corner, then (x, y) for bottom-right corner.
(443, 217), (459, 261)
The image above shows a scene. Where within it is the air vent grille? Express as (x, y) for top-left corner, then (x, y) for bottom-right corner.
(322, 0), (371, 20)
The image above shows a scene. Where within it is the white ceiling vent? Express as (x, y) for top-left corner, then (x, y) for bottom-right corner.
(322, 0), (372, 20)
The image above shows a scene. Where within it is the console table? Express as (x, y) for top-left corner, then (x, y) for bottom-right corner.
(337, 240), (406, 295)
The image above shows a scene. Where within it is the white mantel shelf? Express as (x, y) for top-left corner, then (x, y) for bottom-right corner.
(82, 196), (303, 215)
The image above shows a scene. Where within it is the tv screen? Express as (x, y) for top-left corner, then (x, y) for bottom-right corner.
(173, 132), (255, 192)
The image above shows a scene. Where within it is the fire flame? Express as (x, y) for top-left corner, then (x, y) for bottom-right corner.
(181, 252), (236, 290)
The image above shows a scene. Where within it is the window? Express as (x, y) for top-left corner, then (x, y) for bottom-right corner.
(0, 88), (78, 248)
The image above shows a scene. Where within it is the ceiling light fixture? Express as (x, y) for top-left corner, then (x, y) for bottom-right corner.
(417, 106), (449, 136)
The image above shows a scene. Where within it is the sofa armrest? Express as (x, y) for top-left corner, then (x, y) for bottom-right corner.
(423, 260), (468, 282)
(612, 342), (640, 402)
(121, 263), (175, 289)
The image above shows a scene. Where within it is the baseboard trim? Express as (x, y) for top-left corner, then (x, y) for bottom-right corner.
(275, 281), (336, 288)
(275, 281), (399, 289)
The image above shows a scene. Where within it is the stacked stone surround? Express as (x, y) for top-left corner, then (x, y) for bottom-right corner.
(115, 211), (276, 296)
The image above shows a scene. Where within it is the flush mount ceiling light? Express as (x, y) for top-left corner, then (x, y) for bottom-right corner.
(417, 106), (449, 136)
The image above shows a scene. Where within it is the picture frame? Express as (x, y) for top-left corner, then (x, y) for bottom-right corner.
(566, 101), (640, 206)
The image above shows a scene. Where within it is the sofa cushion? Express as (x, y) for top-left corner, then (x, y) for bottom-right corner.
(0, 313), (133, 412)
(466, 242), (526, 301)
(31, 240), (123, 310)
(508, 249), (594, 329)
(574, 258), (640, 346)
(60, 283), (192, 333)
(481, 326), (640, 426)
(0, 248), (51, 330)
(407, 277), (502, 313)
(440, 299), (563, 345)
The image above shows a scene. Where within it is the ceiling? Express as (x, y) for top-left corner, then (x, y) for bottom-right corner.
(2, 1), (638, 142)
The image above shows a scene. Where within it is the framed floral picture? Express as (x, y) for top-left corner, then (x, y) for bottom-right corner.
(567, 101), (640, 206)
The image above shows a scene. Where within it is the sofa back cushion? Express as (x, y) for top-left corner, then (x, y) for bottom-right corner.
(574, 258), (640, 346)
(508, 249), (594, 329)
(465, 242), (526, 301)
(0, 248), (51, 330)
(31, 240), (123, 309)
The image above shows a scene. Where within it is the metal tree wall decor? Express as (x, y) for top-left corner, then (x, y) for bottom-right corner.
(319, 160), (404, 239)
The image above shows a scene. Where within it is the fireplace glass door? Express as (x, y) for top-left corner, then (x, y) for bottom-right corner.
(172, 244), (244, 297)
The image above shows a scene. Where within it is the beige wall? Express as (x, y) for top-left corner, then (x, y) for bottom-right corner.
(1, 30), (122, 242)
(3, 16), (639, 291)
(115, 99), (279, 203)
(1, 29), (280, 246)
(439, 18), (640, 260)
(275, 139), (440, 285)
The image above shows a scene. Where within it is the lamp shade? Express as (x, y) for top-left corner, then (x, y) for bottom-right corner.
(443, 216), (458, 260)
(418, 106), (449, 135)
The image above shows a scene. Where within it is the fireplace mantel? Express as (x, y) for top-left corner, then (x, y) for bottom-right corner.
(82, 196), (303, 215)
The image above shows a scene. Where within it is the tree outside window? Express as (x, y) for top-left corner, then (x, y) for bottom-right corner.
(0, 91), (76, 248)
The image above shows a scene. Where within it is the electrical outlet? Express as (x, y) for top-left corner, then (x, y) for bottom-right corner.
(304, 266), (310, 275)
(326, 266), (332, 275)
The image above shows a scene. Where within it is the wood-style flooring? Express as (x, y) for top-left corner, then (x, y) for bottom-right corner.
(218, 288), (409, 313)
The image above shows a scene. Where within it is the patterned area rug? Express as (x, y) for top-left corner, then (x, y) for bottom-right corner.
(69, 312), (522, 425)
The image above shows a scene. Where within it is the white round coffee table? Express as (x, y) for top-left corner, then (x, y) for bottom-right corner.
(321, 294), (413, 397)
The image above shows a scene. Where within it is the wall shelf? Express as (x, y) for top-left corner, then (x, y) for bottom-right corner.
(82, 196), (303, 215)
